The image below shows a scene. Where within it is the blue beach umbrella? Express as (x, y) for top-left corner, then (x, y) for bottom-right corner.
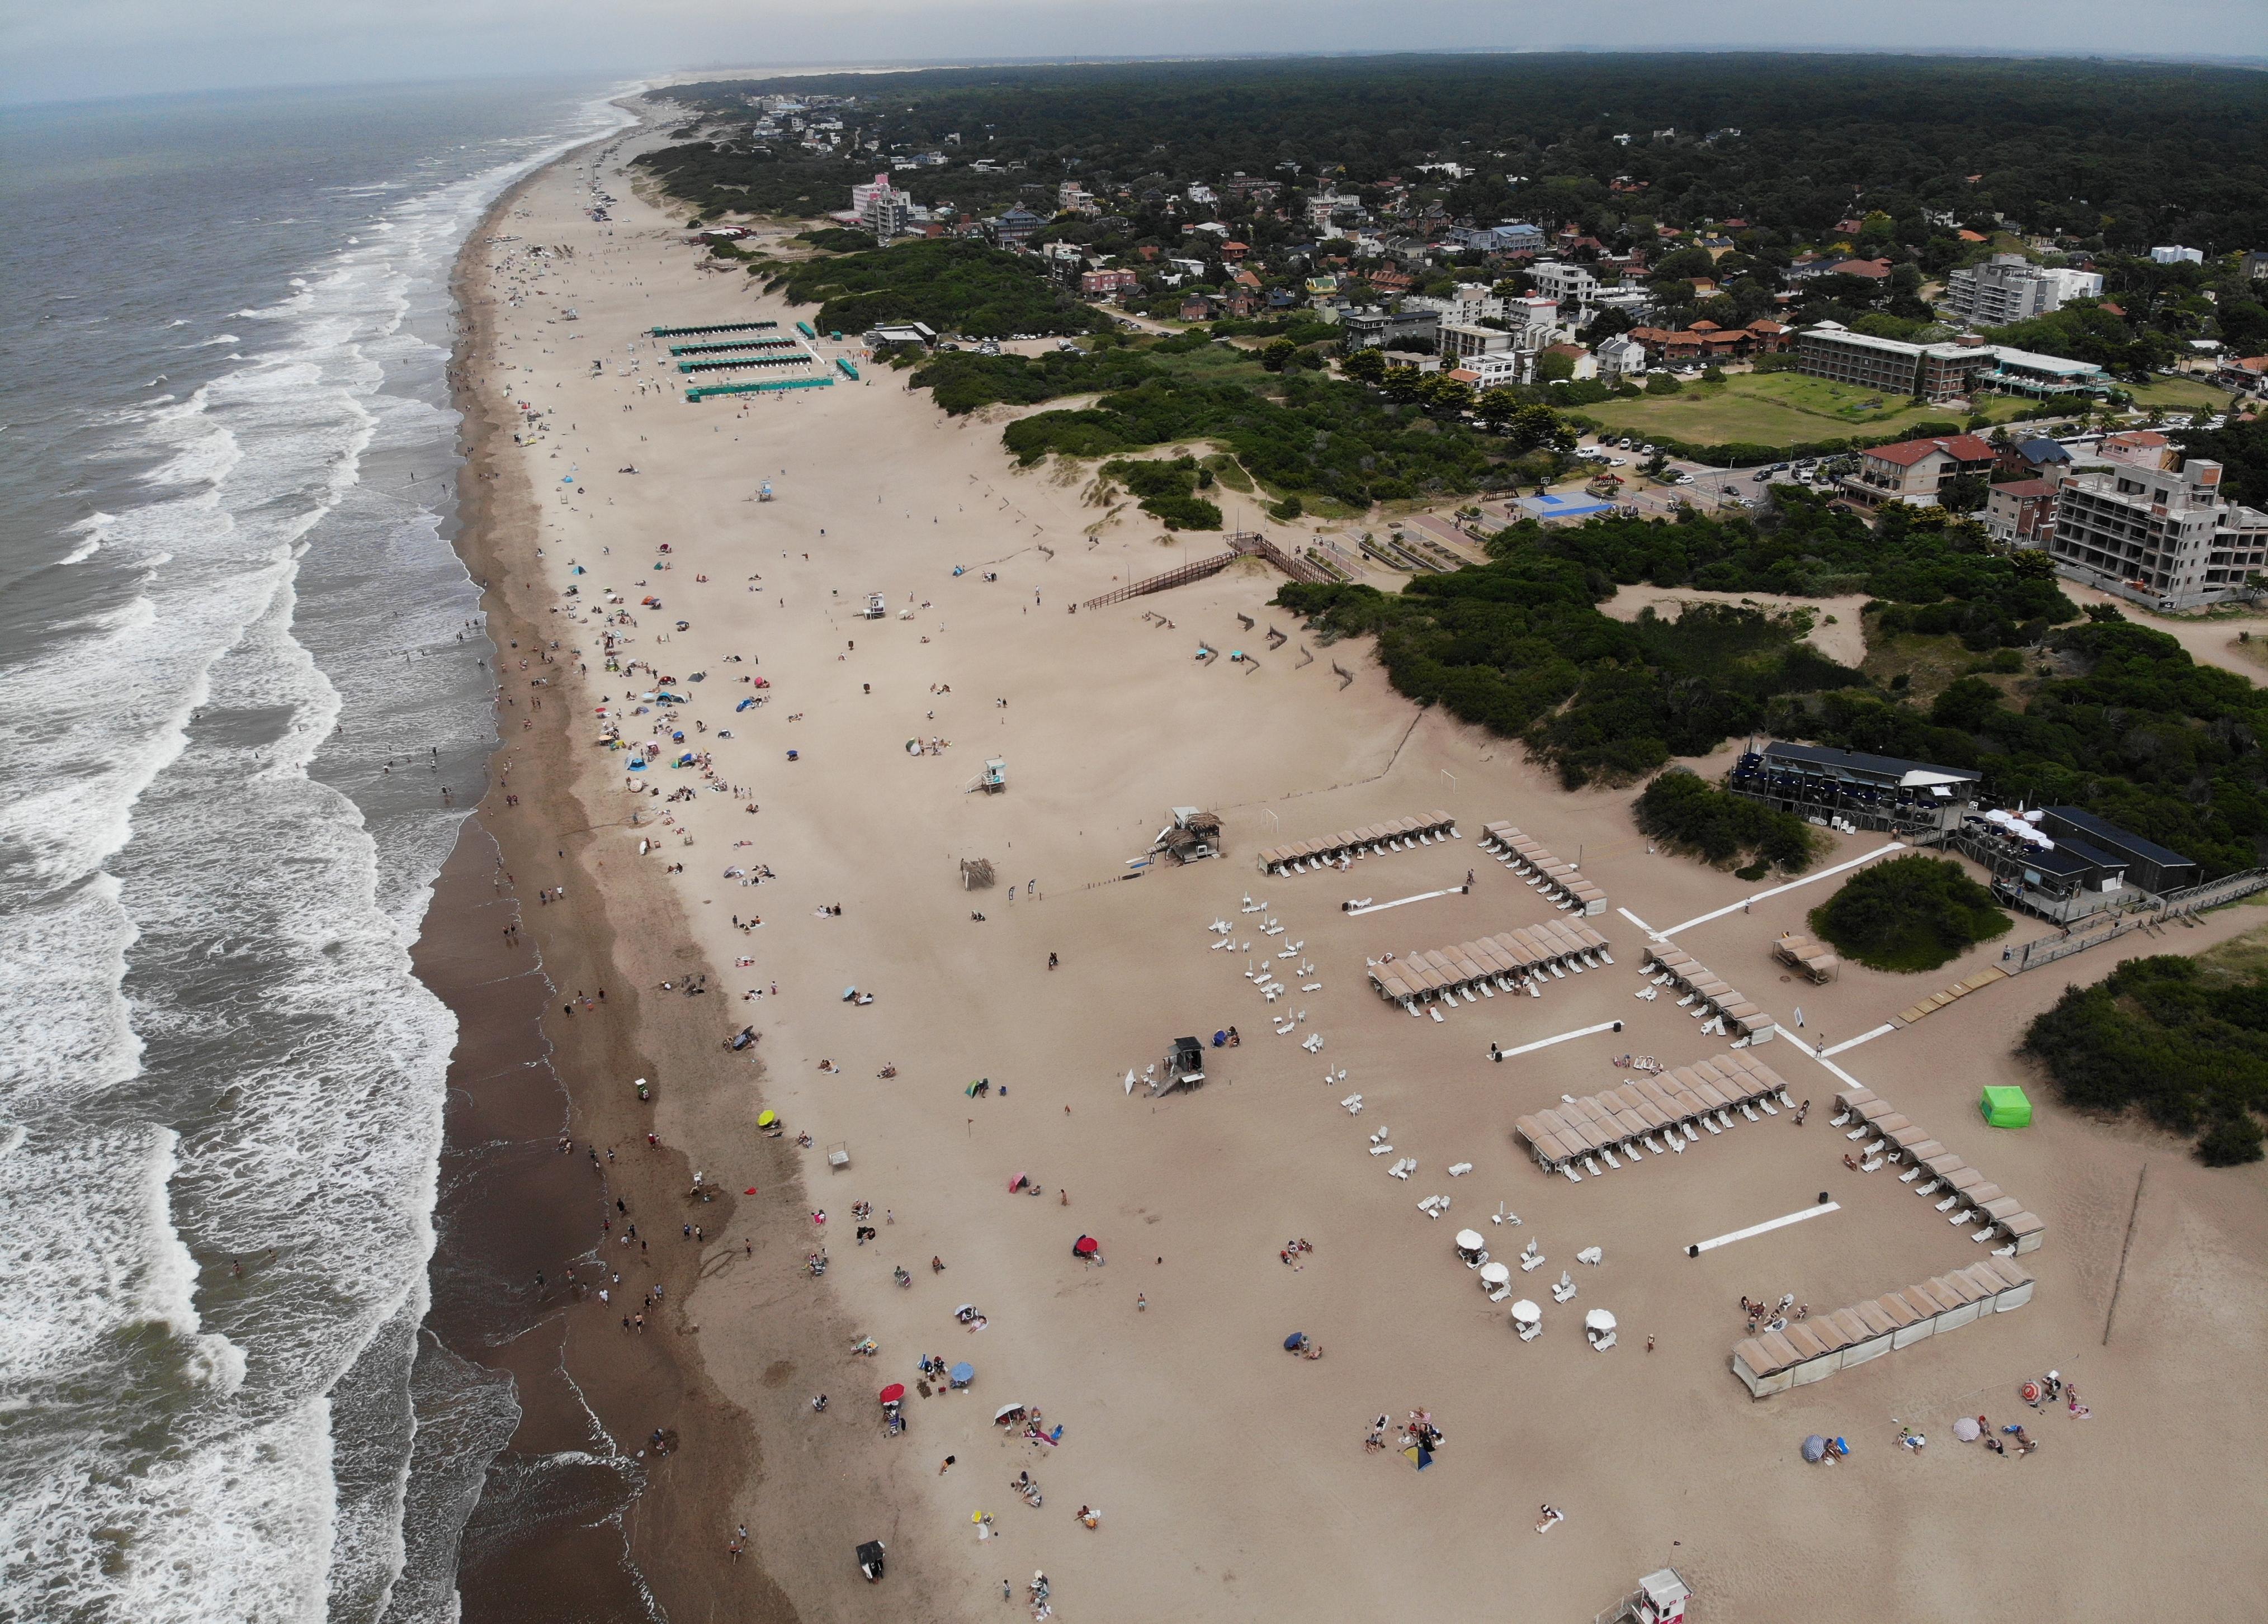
(949, 1362), (974, 1387)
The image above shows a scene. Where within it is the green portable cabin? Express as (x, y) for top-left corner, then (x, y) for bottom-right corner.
(1979, 1085), (2032, 1129)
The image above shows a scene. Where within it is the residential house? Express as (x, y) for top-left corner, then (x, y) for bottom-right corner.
(1595, 334), (1647, 382)
(1995, 437), (2073, 481)
(2100, 429), (2177, 472)
(1220, 241), (1250, 263)
(2217, 354), (2268, 395)
(2149, 245), (2204, 265)
(1448, 352), (1527, 392)
(1982, 478), (2059, 547)
(1838, 433), (1998, 508)
(1828, 258), (1893, 281)
(1540, 343), (1598, 381)
(990, 207), (1044, 247)
(1365, 268), (1418, 296)
(2051, 456), (2268, 609)
(1179, 293), (1218, 322)
(1079, 269), (1139, 298)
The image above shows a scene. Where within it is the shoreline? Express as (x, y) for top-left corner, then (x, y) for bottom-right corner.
(417, 128), (787, 1624)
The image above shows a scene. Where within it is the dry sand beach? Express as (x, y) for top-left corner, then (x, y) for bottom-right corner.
(432, 111), (2268, 1622)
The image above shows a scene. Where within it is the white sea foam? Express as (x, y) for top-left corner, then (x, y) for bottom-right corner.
(0, 81), (640, 1624)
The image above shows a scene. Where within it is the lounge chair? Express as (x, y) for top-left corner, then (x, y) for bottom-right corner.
(1518, 1320), (1543, 1341)
(1591, 1331), (1615, 1352)
(1561, 1166), (1582, 1182)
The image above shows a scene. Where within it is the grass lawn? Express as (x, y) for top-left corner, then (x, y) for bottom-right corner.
(2121, 375), (2239, 414)
(1580, 371), (2034, 451)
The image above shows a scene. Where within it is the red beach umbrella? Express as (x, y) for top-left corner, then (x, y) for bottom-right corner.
(878, 1384), (906, 1405)
(1072, 1235), (1099, 1257)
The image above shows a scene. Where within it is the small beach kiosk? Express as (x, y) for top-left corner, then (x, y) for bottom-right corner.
(1979, 1085), (2033, 1129)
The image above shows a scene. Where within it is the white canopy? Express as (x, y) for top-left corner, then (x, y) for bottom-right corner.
(1510, 1299), (1541, 1324)
(1454, 1229), (1486, 1252)
(1478, 1261), (1511, 1286)
(1584, 1308), (1617, 1333)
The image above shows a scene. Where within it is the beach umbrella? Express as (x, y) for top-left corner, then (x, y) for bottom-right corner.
(994, 1403), (1025, 1423)
(1009, 1173), (1027, 1192)
(1952, 1416), (1982, 1443)
(1478, 1262), (1511, 1288)
(757, 1110), (777, 1129)
(1454, 1229), (1486, 1252)
(1510, 1300), (1541, 1325)
(1072, 1235), (1099, 1257)
(1283, 1332), (1308, 1351)
(955, 1304), (976, 1318)
(949, 1362), (974, 1386)
(878, 1384), (905, 1405)
(1802, 1434), (1828, 1464)
(1584, 1308), (1617, 1333)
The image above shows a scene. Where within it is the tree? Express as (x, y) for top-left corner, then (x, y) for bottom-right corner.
(1535, 349), (1577, 383)
(1341, 346), (1387, 383)
(1936, 472), (1989, 514)
(1381, 364), (1426, 403)
(1645, 371), (1683, 396)
(1260, 338), (1297, 372)
(1419, 375), (1476, 416)
(1809, 855), (2010, 973)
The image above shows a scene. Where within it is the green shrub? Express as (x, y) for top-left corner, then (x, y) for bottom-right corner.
(1634, 768), (1817, 872)
(2024, 954), (2268, 1164)
(1809, 855), (2010, 973)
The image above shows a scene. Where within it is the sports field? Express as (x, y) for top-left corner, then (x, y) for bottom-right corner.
(1579, 370), (2033, 449)
(2120, 374), (2238, 414)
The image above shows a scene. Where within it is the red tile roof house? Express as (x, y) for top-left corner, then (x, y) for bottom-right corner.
(1220, 241), (1250, 262)
(1839, 433), (1998, 508)
(1831, 258), (1893, 280)
(1079, 268), (1139, 297)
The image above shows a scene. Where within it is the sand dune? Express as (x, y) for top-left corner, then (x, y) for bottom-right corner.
(453, 126), (2268, 1624)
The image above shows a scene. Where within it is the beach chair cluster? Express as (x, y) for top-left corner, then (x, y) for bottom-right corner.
(1773, 932), (1840, 983)
(1368, 921), (1611, 1014)
(1832, 1087), (2045, 1255)
(1639, 946), (1776, 1043)
(1730, 1256), (2036, 1399)
(1477, 823), (1606, 915)
(1515, 1052), (1792, 1181)
(1256, 811), (1456, 875)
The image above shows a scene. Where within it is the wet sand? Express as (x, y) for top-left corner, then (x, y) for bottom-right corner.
(414, 105), (2268, 1624)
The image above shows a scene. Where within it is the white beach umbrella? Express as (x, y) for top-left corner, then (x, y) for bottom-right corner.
(1510, 1299), (1541, 1325)
(1478, 1262), (1511, 1287)
(1454, 1229), (1486, 1252)
(1584, 1308), (1617, 1333)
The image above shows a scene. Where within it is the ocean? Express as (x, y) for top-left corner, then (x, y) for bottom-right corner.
(0, 77), (637, 1622)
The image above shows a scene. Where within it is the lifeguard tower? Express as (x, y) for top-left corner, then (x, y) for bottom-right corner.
(1598, 1568), (1691, 1624)
(972, 757), (1008, 794)
(863, 591), (888, 619)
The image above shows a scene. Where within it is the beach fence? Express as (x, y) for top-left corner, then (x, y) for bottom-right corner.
(1078, 532), (1333, 612)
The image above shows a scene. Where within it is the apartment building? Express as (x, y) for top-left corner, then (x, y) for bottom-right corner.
(1339, 305), (1439, 353)
(1447, 351), (1528, 392)
(2049, 457), (2268, 610)
(850, 173), (913, 240)
(1981, 479), (2059, 547)
(1527, 261), (1601, 310)
(1794, 323), (1997, 402)
(1439, 321), (1516, 361)
(1942, 254), (2102, 326)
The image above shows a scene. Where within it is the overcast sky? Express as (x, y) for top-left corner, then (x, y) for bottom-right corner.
(4, 0), (2264, 106)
